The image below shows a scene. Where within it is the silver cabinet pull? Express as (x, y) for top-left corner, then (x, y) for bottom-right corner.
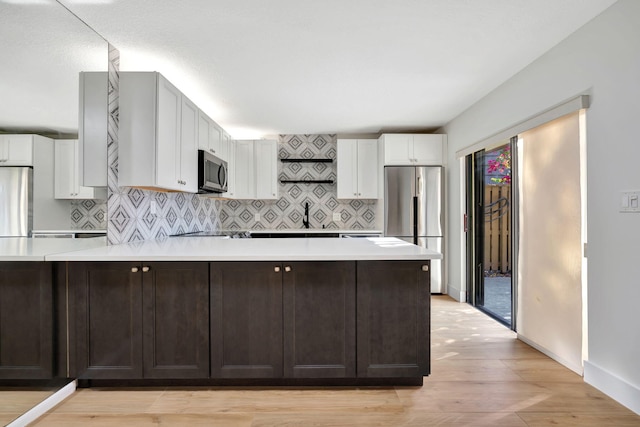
(274, 266), (281, 272)
(142, 266), (150, 273)
(422, 265), (429, 272)
(131, 267), (139, 273)
(284, 266), (292, 272)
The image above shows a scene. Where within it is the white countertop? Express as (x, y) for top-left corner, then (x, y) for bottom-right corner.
(31, 229), (107, 234)
(243, 229), (382, 234)
(0, 237), (108, 261)
(45, 236), (441, 262)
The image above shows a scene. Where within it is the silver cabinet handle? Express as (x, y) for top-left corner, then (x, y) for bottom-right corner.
(274, 266), (281, 272)
(131, 267), (139, 273)
(284, 266), (292, 272)
(142, 266), (150, 273)
(422, 265), (429, 272)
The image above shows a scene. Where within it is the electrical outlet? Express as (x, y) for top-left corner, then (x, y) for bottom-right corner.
(333, 212), (341, 222)
(254, 213), (260, 221)
(150, 201), (157, 215)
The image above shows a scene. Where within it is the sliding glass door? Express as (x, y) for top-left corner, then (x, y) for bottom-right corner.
(466, 139), (516, 328)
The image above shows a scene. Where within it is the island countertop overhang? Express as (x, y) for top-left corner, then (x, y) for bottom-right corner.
(44, 237), (442, 262)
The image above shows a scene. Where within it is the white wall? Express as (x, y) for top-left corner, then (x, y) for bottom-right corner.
(442, 0), (640, 414)
(518, 114), (583, 374)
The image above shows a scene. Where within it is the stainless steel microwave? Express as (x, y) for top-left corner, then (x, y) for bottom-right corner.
(198, 150), (228, 193)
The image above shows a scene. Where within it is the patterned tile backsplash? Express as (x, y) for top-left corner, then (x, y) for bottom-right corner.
(102, 47), (375, 243)
(220, 135), (377, 230)
(105, 45), (222, 244)
(70, 199), (107, 230)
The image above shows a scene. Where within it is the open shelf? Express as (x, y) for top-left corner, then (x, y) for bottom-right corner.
(280, 158), (333, 163)
(280, 180), (335, 184)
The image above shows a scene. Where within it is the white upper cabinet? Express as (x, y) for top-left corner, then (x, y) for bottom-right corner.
(232, 140), (255, 199)
(197, 110), (224, 159)
(54, 139), (106, 199)
(0, 134), (33, 166)
(226, 139), (278, 200)
(179, 96), (198, 193)
(381, 134), (445, 165)
(255, 139), (278, 200)
(337, 139), (378, 199)
(223, 140), (237, 198)
(119, 72), (197, 193)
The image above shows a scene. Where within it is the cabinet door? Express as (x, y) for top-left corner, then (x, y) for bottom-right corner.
(283, 262), (355, 378)
(233, 140), (255, 199)
(357, 261), (430, 378)
(0, 262), (53, 379)
(0, 134), (33, 166)
(210, 262), (283, 378)
(337, 139), (358, 199)
(54, 139), (76, 198)
(210, 123), (223, 157)
(383, 134), (413, 165)
(71, 262), (143, 379)
(54, 140), (99, 199)
(224, 140), (236, 198)
(356, 139), (378, 199)
(220, 132), (230, 162)
(142, 262), (209, 379)
(197, 111), (212, 152)
(412, 134), (443, 165)
(156, 76), (182, 191)
(180, 96), (198, 192)
(255, 139), (278, 200)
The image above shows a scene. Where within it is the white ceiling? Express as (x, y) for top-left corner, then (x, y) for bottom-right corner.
(2, 0), (618, 138)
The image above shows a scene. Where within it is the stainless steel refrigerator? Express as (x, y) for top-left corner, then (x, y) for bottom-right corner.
(384, 166), (444, 293)
(0, 167), (33, 237)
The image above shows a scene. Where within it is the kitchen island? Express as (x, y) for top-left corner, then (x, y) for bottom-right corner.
(3, 237), (440, 387)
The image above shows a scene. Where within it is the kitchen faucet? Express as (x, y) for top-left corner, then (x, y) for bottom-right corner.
(302, 202), (310, 229)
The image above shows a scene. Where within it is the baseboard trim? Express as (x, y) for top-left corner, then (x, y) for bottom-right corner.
(516, 333), (583, 375)
(447, 284), (466, 302)
(7, 379), (76, 427)
(584, 360), (640, 415)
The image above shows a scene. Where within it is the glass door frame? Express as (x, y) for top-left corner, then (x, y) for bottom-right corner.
(465, 137), (519, 330)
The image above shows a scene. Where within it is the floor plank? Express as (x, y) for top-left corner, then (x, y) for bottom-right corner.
(31, 295), (640, 426)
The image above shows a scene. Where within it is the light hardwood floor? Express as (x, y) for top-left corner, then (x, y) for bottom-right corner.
(30, 295), (640, 426)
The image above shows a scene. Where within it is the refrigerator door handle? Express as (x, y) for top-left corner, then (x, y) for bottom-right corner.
(417, 175), (422, 196)
(413, 196), (418, 245)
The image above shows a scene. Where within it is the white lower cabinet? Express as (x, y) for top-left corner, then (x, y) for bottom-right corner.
(54, 140), (106, 199)
(337, 139), (378, 199)
(119, 72), (197, 193)
(226, 139), (278, 200)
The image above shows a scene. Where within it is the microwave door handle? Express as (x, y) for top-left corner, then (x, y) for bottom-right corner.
(219, 164), (227, 188)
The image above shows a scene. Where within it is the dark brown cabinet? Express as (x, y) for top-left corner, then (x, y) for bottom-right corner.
(210, 261), (357, 380)
(210, 262), (283, 378)
(70, 261), (208, 379)
(283, 261), (355, 378)
(0, 262), (53, 379)
(357, 260), (431, 378)
(71, 261), (143, 379)
(142, 262), (209, 379)
(66, 258), (431, 385)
